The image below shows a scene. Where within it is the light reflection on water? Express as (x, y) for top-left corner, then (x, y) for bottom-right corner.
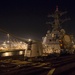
(2, 52), (13, 57)
(1, 51), (24, 57)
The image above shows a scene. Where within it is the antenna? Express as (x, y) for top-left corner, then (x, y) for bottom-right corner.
(46, 6), (70, 31)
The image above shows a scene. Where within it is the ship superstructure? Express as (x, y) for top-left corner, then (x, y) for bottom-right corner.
(42, 6), (75, 56)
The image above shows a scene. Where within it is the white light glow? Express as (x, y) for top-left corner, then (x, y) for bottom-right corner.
(2, 52), (12, 57)
(28, 39), (31, 41)
(19, 51), (23, 55)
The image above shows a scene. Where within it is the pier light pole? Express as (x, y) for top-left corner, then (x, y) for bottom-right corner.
(7, 34), (10, 43)
(7, 34), (10, 50)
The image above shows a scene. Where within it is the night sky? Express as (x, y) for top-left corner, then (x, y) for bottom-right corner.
(0, 0), (75, 41)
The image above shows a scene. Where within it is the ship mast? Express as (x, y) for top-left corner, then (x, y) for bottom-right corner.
(53, 6), (60, 30)
(47, 6), (70, 31)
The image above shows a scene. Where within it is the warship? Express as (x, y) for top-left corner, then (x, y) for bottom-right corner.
(24, 6), (75, 58)
(42, 6), (75, 56)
